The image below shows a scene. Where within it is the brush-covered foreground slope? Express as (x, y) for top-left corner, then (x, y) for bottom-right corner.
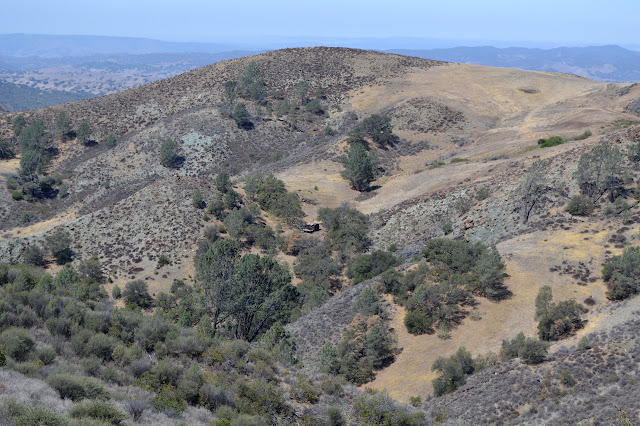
(2, 47), (640, 414)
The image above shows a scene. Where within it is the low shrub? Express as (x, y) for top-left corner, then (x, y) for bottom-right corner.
(35, 346), (57, 365)
(538, 136), (566, 148)
(565, 194), (595, 216)
(47, 374), (109, 401)
(69, 400), (126, 424)
(0, 327), (35, 361)
(3, 399), (67, 426)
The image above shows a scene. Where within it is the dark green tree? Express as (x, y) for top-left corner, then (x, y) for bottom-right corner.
(535, 285), (553, 319)
(12, 114), (26, 137)
(77, 255), (104, 283)
(471, 245), (509, 299)
(215, 171), (232, 193)
(341, 142), (379, 192)
(55, 111), (72, 141)
(123, 280), (154, 309)
(104, 133), (117, 149)
(574, 141), (624, 201)
(195, 238), (240, 334)
(192, 189), (204, 209)
(295, 80), (310, 105)
(45, 229), (73, 264)
(76, 120), (92, 145)
(0, 140), (15, 160)
(432, 347), (475, 396)
(23, 245), (45, 267)
(229, 253), (298, 341)
(232, 103), (252, 129)
(159, 139), (180, 168)
(349, 251), (400, 284)
(18, 120), (51, 153)
(319, 342), (340, 374)
(538, 300), (586, 341)
(19, 149), (45, 182)
(347, 114), (397, 147)
(318, 204), (370, 255)
(602, 245), (640, 300)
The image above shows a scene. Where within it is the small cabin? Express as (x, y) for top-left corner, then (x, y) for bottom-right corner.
(303, 223), (320, 233)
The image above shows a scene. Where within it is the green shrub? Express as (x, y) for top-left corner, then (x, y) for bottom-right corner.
(104, 133), (117, 149)
(111, 285), (121, 299)
(404, 310), (433, 335)
(70, 400), (126, 424)
(327, 406), (346, 425)
(353, 391), (423, 425)
(565, 194), (595, 216)
(123, 279), (153, 309)
(475, 187), (490, 201)
(156, 254), (170, 268)
(0, 327), (35, 361)
(85, 333), (118, 361)
(35, 346), (57, 365)
(318, 205), (370, 255)
(150, 385), (187, 413)
(47, 374), (109, 401)
(348, 251), (400, 284)
(236, 379), (286, 415)
(558, 369), (576, 387)
(577, 335), (591, 351)
(352, 286), (383, 316)
(572, 129), (592, 141)
(519, 338), (549, 364)
(291, 378), (320, 403)
(346, 114), (397, 147)
(602, 246), (640, 300)
(538, 300), (587, 341)
(537, 136), (566, 148)
(11, 191), (23, 201)
(3, 399), (68, 426)
(432, 347), (475, 396)
(503, 333), (549, 364)
(159, 139), (181, 168)
(450, 157), (469, 163)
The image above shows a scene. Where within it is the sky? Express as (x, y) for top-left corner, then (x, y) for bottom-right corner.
(3, 0), (639, 48)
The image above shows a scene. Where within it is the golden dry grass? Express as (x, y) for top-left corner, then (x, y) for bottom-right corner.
(364, 219), (625, 402)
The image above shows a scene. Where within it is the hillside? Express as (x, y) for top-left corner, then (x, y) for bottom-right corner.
(0, 51), (257, 111)
(1, 47), (640, 423)
(390, 45), (640, 83)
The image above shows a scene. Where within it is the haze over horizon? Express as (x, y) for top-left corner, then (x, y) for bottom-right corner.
(3, 0), (639, 50)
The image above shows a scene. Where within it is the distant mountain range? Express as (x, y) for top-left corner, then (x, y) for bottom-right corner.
(388, 45), (640, 82)
(1, 35), (639, 113)
(0, 33), (243, 57)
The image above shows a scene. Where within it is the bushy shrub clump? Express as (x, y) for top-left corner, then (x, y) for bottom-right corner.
(565, 194), (595, 216)
(69, 400), (126, 424)
(502, 332), (549, 364)
(348, 251), (400, 284)
(538, 136), (566, 148)
(47, 374), (110, 401)
(602, 246), (640, 300)
(0, 327), (35, 361)
(432, 347), (475, 396)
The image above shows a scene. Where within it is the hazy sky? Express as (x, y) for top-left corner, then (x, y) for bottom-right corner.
(3, 0), (638, 46)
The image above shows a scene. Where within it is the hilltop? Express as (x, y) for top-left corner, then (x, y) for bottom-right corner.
(1, 47), (640, 423)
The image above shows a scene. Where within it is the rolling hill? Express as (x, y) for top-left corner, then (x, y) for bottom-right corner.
(1, 47), (640, 424)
